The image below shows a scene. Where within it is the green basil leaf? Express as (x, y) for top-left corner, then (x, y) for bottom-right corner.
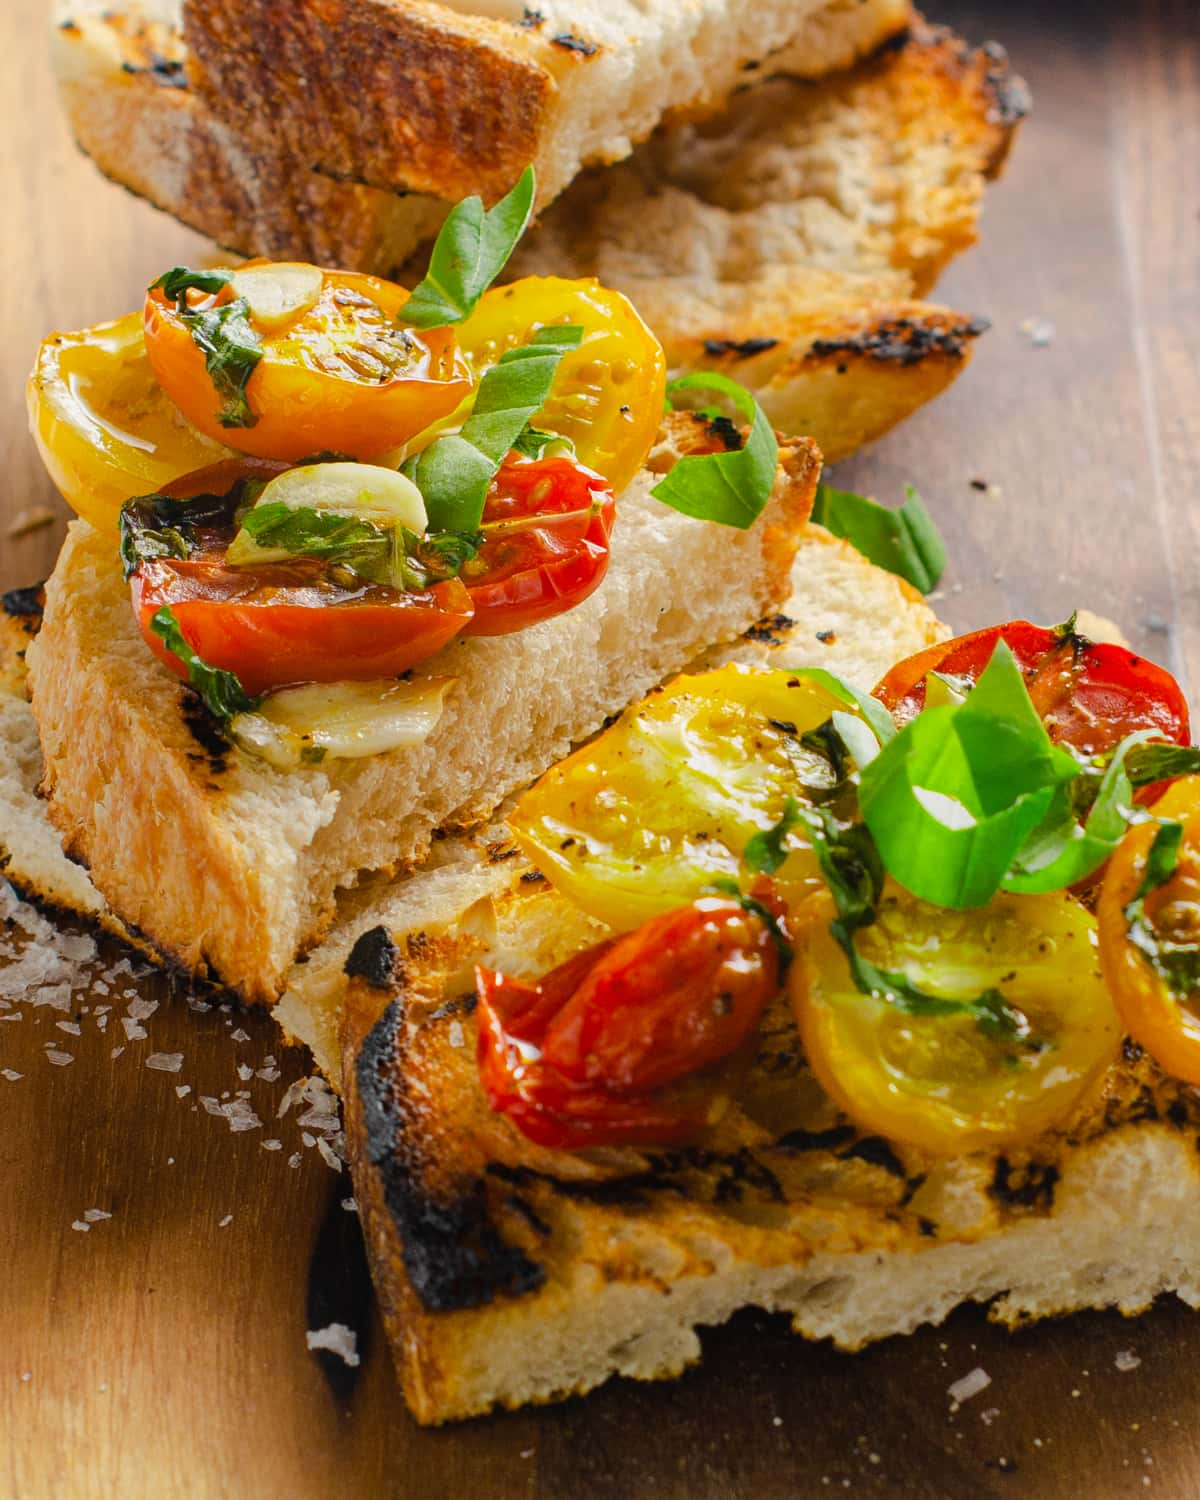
(234, 503), (396, 581)
(1136, 820), (1185, 899)
(857, 641), (1081, 909)
(119, 487), (242, 580)
(413, 324), (584, 531)
(1125, 743), (1200, 788)
(150, 267), (263, 429)
(779, 666), (897, 746)
(1002, 730), (1161, 893)
(742, 797), (804, 875)
(402, 166), (536, 329)
(652, 373), (778, 530)
(149, 606), (257, 720)
(811, 482), (946, 594)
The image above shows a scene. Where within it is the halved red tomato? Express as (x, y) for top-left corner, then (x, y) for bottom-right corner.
(126, 461), (474, 696)
(143, 264), (472, 462)
(462, 453), (616, 636)
(874, 621), (1190, 758)
(476, 896), (781, 1149)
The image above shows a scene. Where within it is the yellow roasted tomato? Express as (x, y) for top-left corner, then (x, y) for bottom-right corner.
(509, 664), (851, 931)
(455, 276), (666, 495)
(791, 886), (1121, 1156)
(1097, 776), (1200, 1084)
(27, 313), (231, 533)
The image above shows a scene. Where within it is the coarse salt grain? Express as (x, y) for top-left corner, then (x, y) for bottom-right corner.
(145, 1052), (184, 1073)
(45, 1050), (74, 1067)
(237, 1064), (253, 1082)
(317, 1136), (343, 1173)
(56, 1020), (82, 1036)
(176, 1085), (191, 1098)
(947, 1368), (991, 1405)
(71, 1220), (90, 1232)
(126, 997), (158, 1023)
(1116, 1350), (1142, 1372)
(84, 1209), (111, 1223)
(121, 1018), (147, 1042)
(218, 1214), (233, 1227)
(110, 1046), (125, 1059)
(1, 1069), (22, 1082)
(230, 1027), (250, 1043)
(288, 1152), (302, 1169)
(305, 1323), (360, 1368)
(262, 1139), (283, 1152)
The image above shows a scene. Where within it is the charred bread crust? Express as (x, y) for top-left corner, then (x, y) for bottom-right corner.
(339, 859), (1200, 1424)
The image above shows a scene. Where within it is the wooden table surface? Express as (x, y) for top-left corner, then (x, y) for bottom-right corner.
(2, 0), (1199, 1496)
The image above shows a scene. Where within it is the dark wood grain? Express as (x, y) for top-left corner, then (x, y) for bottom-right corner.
(2, 1), (1199, 1496)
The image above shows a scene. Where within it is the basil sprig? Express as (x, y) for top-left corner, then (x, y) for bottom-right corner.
(119, 482), (255, 580)
(403, 166), (536, 330)
(652, 373), (778, 530)
(150, 267), (263, 429)
(857, 642), (1082, 909)
(150, 606), (258, 720)
(232, 503), (480, 589)
(811, 482), (946, 594)
(410, 324), (584, 531)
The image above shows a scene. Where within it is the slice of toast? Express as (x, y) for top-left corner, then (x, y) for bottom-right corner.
(179, 0), (913, 209)
(54, 0), (910, 272)
(26, 416), (817, 1003)
(344, 887), (1200, 1423)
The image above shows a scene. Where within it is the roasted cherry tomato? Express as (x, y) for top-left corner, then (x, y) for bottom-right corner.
(791, 885), (1121, 1156)
(875, 621), (1190, 758)
(456, 276), (666, 495)
(509, 664), (852, 931)
(461, 452), (615, 635)
(1098, 776), (1200, 1084)
(476, 896), (782, 1149)
(144, 263), (473, 462)
(127, 461), (474, 696)
(27, 313), (233, 533)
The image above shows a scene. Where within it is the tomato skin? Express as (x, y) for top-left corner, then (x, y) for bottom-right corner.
(144, 268), (472, 462)
(462, 454), (616, 636)
(874, 621), (1190, 758)
(1097, 777), (1200, 1085)
(455, 276), (666, 496)
(127, 459), (475, 696)
(791, 886), (1121, 1156)
(476, 897), (781, 1149)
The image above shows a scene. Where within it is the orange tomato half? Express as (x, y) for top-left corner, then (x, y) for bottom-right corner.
(143, 265), (473, 462)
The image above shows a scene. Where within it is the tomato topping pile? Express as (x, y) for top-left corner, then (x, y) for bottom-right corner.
(143, 266), (472, 462)
(463, 453), (616, 636)
(476, 897), (783, 1149)
(128, 455), (617, 696)
(875, 620), (1190, 758)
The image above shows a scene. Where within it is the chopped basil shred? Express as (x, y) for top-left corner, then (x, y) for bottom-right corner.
(149, 606), (258, 720)
(409, 324), (584, 532)
(150, 267), (264, 429)
(402, 165), (536, 329)
(652, 373), (778, 529)
(811, 482), (946, 594)
(119, 484), (249, 580)
(1121, 821), (1198, 1000)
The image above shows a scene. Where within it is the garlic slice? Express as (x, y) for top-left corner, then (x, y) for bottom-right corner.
(230, 262), (324, 329)
(230, 677), (454, 770)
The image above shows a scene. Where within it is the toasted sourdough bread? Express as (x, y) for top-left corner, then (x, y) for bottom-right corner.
(179, 0), (914, 209)
(26, 416), (817, 1003)
(53, 9), (1024, 464)
(54, 0), (911, 274)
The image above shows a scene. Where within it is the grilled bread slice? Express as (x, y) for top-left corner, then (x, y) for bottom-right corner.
(26, 416), (817, 1003)
(53, 10), (1023, 465)
(344, 886), (1200, 1424)
(179, 0), (913, 210)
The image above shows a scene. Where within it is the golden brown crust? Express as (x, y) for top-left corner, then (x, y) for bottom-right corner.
(182, 0), (563, 205)
(55, 13), (444, 268)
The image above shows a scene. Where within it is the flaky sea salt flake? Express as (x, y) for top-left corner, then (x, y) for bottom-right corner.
(306, 1323), (360, 1368)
